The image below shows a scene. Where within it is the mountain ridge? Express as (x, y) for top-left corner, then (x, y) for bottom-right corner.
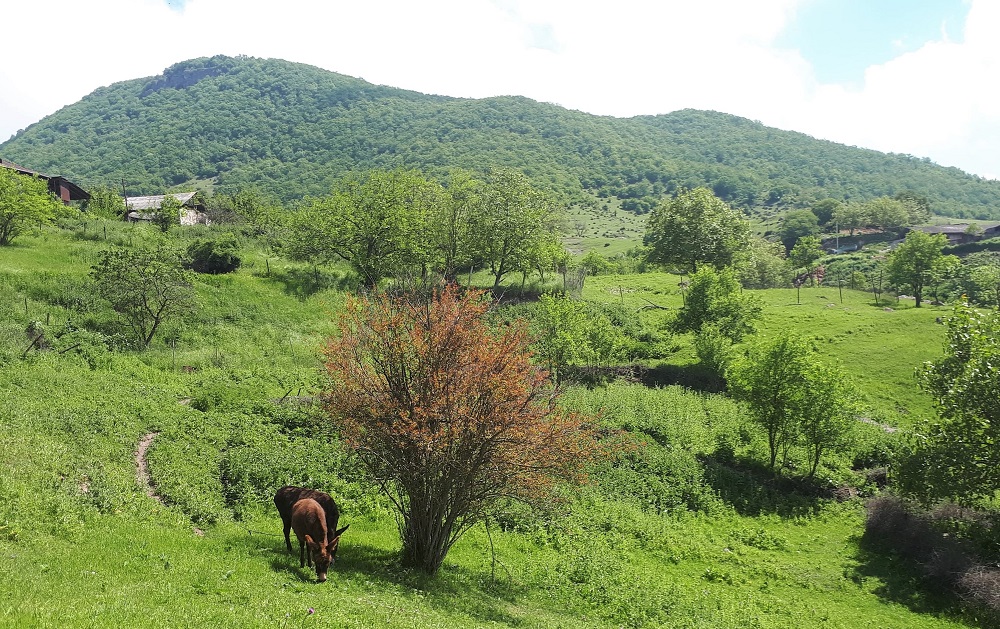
(2, 55), (998, 218)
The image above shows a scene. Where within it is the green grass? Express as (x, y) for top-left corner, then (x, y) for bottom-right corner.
(0, 222), (987, 628)
(563, 198), (646, 256)
(754, 285), (946, 424)
(582, 272), (945, 426)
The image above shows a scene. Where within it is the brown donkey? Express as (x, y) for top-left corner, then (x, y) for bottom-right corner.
(290, 498), (349, 582)
(273, 486), (343, 553)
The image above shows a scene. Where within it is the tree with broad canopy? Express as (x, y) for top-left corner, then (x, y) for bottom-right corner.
(644, 187), (751, 274)
(90, 245), (196, 348)
(321, 285), (602, 574)
(886, 229), (946, 307)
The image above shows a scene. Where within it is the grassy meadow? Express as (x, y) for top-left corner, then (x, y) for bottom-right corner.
(0, 219), (986, 628)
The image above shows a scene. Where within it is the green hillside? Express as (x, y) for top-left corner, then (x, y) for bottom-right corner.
(1, 217), (989, 628)
(2, 55), (999, 218)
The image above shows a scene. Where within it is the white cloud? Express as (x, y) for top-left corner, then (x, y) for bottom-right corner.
(1, 0), (997, 179)
(782, 0), (1000, 178)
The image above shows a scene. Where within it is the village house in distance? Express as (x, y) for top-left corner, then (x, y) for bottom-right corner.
(125, 191), (209, 225)
(909, 223), (1000, 246)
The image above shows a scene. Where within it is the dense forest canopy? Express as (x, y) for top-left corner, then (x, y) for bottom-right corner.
(3, 55), (1000, 218)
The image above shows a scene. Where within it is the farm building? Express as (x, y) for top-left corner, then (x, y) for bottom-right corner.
(0, 157), (90, 204)
(908, 224), (1000, 245)
(126, 192), (209, 225)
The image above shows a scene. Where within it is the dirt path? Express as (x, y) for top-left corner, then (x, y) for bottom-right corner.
(135, 431), (204, 536)
(135, 432), (163, 503)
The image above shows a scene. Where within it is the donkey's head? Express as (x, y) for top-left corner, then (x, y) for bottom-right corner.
(305, 525), (349, 582)
(304, 534), (333, 582)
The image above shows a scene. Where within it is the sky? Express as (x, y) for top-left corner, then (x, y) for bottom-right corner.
(1, 0), (998, 179)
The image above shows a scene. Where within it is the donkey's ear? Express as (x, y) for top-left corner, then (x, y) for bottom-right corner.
(334, 524), (350, 537)
(305, 534), (319, 551)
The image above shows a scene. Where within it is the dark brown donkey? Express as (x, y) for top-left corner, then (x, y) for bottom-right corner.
(290, 498), (348, 582)
(273, 486), (348, 555)
(273, 486), (340, 552)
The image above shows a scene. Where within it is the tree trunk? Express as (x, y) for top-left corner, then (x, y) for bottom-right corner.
(809, 447), (821, 479)
(401, 504), (455, 575)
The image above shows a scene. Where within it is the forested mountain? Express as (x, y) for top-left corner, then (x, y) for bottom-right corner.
(3, 55), (999, 218)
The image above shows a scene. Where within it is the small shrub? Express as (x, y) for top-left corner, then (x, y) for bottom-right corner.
(693, 324), (733, 381)
(186, 236), (242, 274)
(596, 439), (721, 514)
(957, 567), (1000, 618)
(865, 495), (918, 540)
(851, 439), (895, 470)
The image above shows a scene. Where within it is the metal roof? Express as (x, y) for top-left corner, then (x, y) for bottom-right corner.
(126, 192), (199, 210)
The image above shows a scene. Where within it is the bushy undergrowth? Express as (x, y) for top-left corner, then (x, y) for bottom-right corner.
(186, 234), (242, 274)
(865, 495), (1000, 624)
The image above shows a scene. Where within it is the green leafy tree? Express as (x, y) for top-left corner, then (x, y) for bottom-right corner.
(581, 251), (616, 276)
(693, 323), (736, 384)
(533, 294), (590, 385)
(671, 266), (762, 343)
(729, 335), (808, 469)
(222, 188), (285, 239)
(152, 194), (182, 233)
(431, 169), (480, 280)
(886, 230), (946, 307)
(84, 185), (125, 219)
(728, 333), (853, 472)
(733, 236), (790, 289)
(796, 362), (855, 478)
(779, 209), (820, 251)
(894, 191), (932, 224)
(926, 254), (963, 305)
(810, 198), (842, 227)
(831, 202), (867, 237)
(286, 170), (442, 286)
(282, 197), (344, 272)
(864, 196), (910, 233)
(340, 169), (442, 285)
(970, 263), (1000, 309)
(532, 294), (622, 384)
(644, 187), (751, 273)
(0, 167), (66, 246)
(90, 245), (197, 347)
(901, 303), (1000, 503)
(470, 168), (559, 288)
(788, 235), (824, 271)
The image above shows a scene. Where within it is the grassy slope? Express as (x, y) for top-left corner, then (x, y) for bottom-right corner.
(583, 273), (945, 425)
(0, 223), (978, 628)
(564, 196), (646, 257)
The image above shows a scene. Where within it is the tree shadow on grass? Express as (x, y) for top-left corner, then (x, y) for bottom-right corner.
(262, 267), (357, 299)
(597, 362), (727, 393)
(255, 534), (528, 625)
(849, 533), (978, 627)
(336, 541), (528, 612)
(701, 455), (827, 518)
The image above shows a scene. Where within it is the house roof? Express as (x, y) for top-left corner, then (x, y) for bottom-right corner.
(0, 158), (40, 177)
(126, 192), (200, 210)
(911, 225), (975, 234)
(0, 157), (90, 201)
